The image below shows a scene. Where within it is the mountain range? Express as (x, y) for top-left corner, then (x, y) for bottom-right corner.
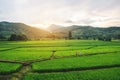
(48, 24), (120, 39)
(0, 21), (120, 40)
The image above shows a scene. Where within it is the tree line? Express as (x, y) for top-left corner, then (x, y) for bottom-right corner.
(8, 34), (28, 41)
(0, 32), (119, 41)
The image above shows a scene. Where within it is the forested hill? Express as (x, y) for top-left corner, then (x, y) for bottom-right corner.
(0, 21), (120, 40)
(0, 21), (50, 40)
(48, 25), (120, 40)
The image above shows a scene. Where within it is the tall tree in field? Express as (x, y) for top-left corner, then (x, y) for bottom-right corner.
(68, 31), (72, 40)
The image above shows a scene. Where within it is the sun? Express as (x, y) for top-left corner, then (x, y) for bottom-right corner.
(30, 23), (50, 29)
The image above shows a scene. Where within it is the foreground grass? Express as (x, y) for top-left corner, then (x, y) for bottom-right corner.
(0, 62), (22, 74)
(23, 67), (120, 80)
(0, 40), (119, 79)
(32, 52), (120, 72)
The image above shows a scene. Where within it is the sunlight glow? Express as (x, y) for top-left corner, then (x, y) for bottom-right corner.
(31, 24), (50, 29)
(0, 0), (120, 27)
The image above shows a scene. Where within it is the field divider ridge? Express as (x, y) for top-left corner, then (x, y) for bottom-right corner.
(32, 64), (120, 74)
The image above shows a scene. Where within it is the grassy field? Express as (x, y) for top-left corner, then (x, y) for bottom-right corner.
(0, 62), (22, 74)
(23, 67), (120, 80)
(0, 40), (120, 61)
(0, 40), (120, 80)
(32, 52), (120, 72)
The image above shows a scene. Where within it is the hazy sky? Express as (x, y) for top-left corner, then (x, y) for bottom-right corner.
(0, 0), (120, 28)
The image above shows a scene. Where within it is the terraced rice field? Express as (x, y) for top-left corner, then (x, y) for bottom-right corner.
(0, 40), (120, 80)
(32, 53), (120, 72)
(0, 62), (21, 75)
(23, 68), (120, 80)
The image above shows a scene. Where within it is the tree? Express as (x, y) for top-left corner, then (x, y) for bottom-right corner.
(8, 34), (28, 41)
(8, 34), (18, 41)
(68, 31), (72, 39)
(105, 36), (111, 41)
(0, 35), (6, 40)
(98, 35), (111, 41)
(17, 34), (28, 41)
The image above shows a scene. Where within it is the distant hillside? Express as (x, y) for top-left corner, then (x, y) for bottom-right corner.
(0, 21), (50, 40)
(0, 21), (119, 40)
(47, 24), (64, 32)
(48, 25), (120, 40)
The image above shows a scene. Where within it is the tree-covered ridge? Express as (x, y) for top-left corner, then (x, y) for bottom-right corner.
(0, 21), (50, 40)
(48, 25), (120, 40)
(0, 21), (120, 41)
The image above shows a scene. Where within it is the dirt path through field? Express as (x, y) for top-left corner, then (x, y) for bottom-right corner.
(10, 65), (32, 80)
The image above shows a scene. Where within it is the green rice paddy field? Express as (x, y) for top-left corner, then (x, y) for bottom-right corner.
(0, 40), (120, 80)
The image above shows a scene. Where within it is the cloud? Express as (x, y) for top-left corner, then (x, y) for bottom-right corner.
(65, 20), (75, 23)
(0, 0), (120, 27)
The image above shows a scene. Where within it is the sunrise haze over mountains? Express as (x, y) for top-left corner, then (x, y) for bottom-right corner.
(0, 0), (120, 29)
